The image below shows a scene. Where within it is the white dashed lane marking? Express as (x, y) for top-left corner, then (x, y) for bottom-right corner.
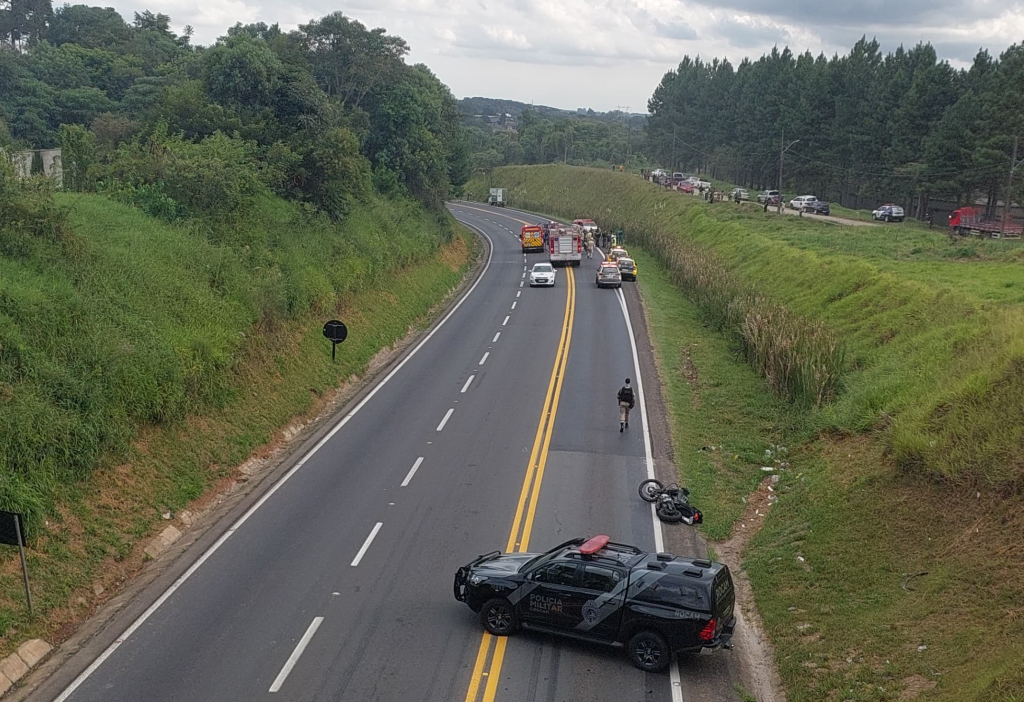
(401, 457), (425, 487)
(350, 523), (383, 566)
(436, 408), (455, 432)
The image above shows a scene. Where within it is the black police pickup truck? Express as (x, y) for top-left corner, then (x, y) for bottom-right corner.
(454, 535), (735, 672)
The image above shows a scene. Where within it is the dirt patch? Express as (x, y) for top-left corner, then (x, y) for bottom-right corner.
(680, 344), (701, 409)
(715, 478), (787, 702)
(900, 674), (937, 699)
(439, 231), (470, 270)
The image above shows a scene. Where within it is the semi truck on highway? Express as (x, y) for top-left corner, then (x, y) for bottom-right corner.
(488, 188), (507, 207)
(548, 225), (582, 267)
(521, 225), (545, 253)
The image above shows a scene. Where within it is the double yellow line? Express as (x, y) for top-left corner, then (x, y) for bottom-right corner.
(462, 264), (576, 702)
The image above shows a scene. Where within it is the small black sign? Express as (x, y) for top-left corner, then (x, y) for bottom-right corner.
(323, 320), (348, 343)
(0, 511), (26, 547)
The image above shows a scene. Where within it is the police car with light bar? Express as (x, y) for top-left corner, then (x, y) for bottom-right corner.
(454, 535), (735, 672)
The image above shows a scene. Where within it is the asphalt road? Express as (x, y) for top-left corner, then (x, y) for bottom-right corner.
(29, 203), (743, 702)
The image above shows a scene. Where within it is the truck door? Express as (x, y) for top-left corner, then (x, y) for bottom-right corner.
(522, 562), (580, 630)
(572, 564), (627, 639)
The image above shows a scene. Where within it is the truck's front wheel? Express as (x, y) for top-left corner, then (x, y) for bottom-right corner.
(481, 598), (519, 636)
(628, 630), (671, 672)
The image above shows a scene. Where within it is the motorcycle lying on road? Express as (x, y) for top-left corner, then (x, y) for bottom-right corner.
(638, 479), (703, 525)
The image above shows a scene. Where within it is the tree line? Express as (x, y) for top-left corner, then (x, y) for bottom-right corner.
(466, 107), (650, 176)
(0, 4), (469, 218)
(646, 38), (1024, 218)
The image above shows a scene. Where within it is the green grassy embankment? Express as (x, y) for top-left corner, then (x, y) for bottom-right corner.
(0, 192), (475, 652)
(468, 165), (1024, 701)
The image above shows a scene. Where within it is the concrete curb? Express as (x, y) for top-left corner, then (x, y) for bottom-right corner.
(0, 641), (52, 695)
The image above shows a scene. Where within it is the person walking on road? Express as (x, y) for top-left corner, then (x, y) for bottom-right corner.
(618, 378), (635, 432)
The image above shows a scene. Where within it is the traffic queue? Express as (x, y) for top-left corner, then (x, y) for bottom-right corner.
(519, 218), (638, 289)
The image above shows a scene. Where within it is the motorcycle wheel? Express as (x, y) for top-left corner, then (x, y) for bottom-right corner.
(638, 479), (664, 503)
(656, 501), (683, 523)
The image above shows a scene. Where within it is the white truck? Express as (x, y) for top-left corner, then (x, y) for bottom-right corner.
(548, 225), (582, 267)
(488, 188), (507, 207)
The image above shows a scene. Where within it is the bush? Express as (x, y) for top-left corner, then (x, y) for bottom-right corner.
(92, 127), (270, 219)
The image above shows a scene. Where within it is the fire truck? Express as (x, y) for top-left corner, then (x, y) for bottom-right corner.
(548, 225), (582, 267)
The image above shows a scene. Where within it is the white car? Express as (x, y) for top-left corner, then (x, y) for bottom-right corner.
(872, 204), (905, 222)
(790, 195), (818, 210)
(529, 263), (556, 287)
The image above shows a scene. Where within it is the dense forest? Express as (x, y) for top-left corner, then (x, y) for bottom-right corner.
(0, 3), (469, 215)
(647, 38), (1024, 217)
(464, 105), (649, 174)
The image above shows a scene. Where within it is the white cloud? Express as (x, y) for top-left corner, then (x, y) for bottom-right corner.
(98, 0), (1024, 111)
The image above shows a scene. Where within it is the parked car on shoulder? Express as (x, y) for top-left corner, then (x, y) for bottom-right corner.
(789, 195), (819, 211)
(872, 204), (905, 222)
(758, 189), (781, 204)
(729, 188), (750, 201)
(679, 182), (695, 194)
(806, 200), (830, 215)
(617, 257), (638, 281)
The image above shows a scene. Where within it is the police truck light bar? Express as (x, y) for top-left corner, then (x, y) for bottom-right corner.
(579, 535), (610, 554)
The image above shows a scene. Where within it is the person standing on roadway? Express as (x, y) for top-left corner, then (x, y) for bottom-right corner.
(618, 378), (635, 432)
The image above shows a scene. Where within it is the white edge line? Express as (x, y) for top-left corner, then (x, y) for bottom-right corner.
(350, 522), (384, 567)
(478, 352), (489, 365)
(461, 375), (475, 393)
(436, 407), (455, 431)
(52, 216), (497, 702)
(615, 286), (684, 702)
(269, 617), (324, 692)
(401, 457), (425, 487)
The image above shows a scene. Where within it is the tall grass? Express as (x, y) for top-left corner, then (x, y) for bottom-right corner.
(467, 165), (1024, 489)
(0, 189), (452, 531)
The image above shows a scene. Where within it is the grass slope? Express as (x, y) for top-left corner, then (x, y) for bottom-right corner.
(0, 193), (474, 649)
(639, 249), (1024, 702)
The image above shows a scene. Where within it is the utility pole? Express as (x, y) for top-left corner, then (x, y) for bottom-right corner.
(779, 129), (784, 192)
(672, 126), (677, 171)
(1003, 134), (1019, 236)
(779, 130), (801, 195)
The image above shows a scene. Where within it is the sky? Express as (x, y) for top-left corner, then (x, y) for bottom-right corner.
(106, 0), (1024, 112)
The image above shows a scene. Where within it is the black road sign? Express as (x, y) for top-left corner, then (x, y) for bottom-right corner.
(0, 510), (33, 613)
(0, 511), (26, 547)
(323, 320), (348, 343)
(323, 320), (348, 361)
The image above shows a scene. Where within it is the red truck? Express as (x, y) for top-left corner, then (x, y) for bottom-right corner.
(949, 207), (1023, 239)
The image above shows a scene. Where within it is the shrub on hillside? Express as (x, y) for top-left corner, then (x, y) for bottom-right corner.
(94, 127), (269, 219)
(0, 158), (73, 256)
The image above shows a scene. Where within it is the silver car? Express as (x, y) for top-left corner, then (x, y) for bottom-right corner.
(596, 262), (622, 288)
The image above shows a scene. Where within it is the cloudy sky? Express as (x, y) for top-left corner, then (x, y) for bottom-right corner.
(107, 0), (1024, 111)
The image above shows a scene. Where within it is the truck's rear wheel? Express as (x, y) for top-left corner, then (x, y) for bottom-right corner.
(628, 630), (671, 672)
